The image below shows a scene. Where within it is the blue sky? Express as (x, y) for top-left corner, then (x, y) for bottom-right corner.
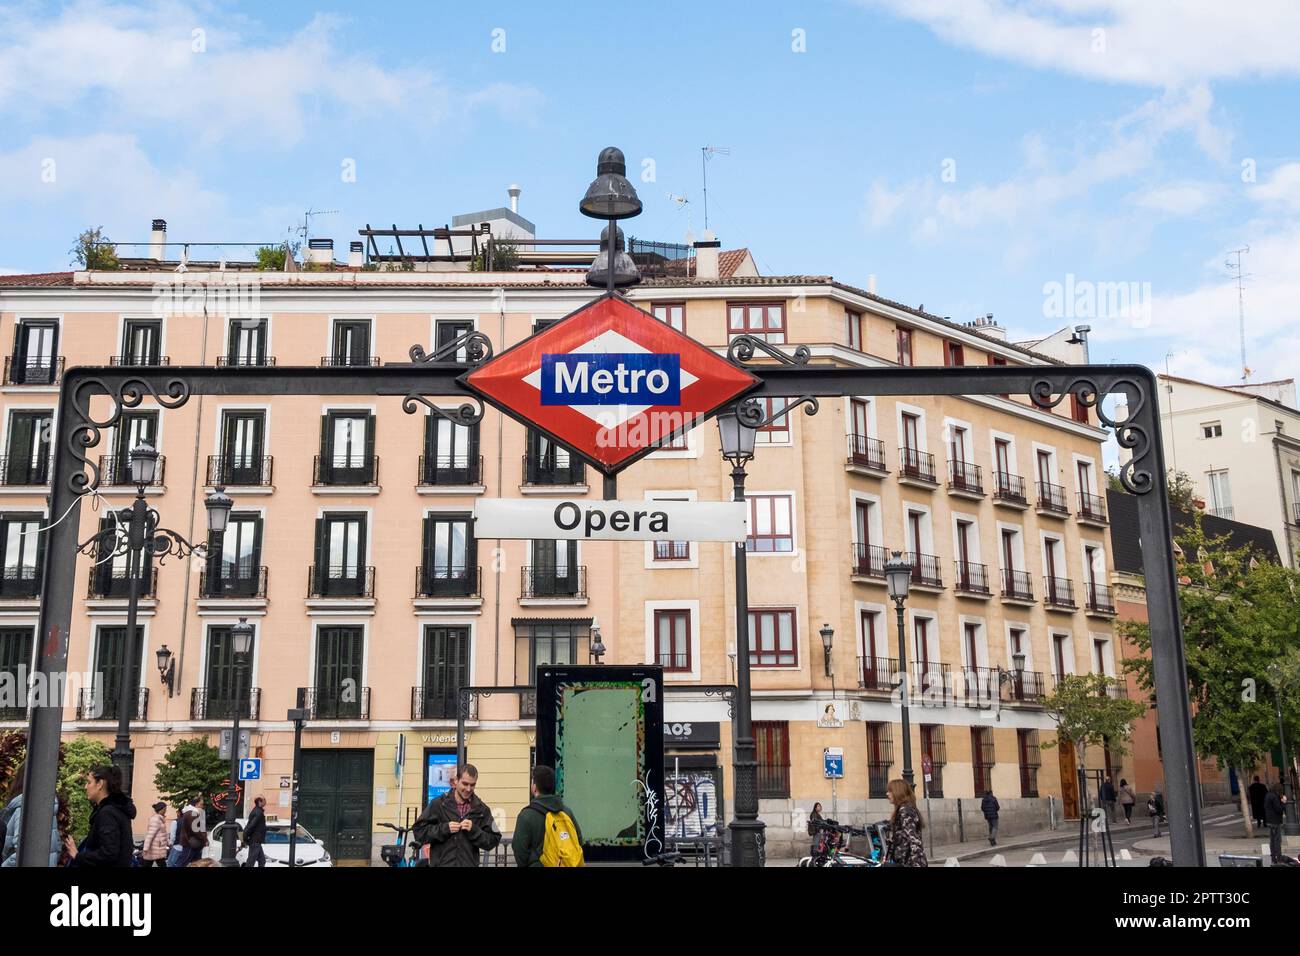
(3, 0), (1300, 388)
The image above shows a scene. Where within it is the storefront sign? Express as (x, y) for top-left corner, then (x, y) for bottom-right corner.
(663, 721), (721, 749)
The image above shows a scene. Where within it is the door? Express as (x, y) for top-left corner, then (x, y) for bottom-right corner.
(15, 321), (57, 384)
(6, 412), (51, 485)
(299, 750), (374, 862)
(313, 515), (366, 596)
(321, 412), (374, 484)
(93, 626), (144, 719)
(854, 501), (872, 572)
(203, 625), (255, 719)
(1058, 740), (1079, 819)
(956, 521), (972, 584)
(1037, 450), (1053, 490)
(424, 415), (478, 484)
(121, 320), (161, 365)
(1044, 539), (1060, 600)
(214, 514), (261, 594)
(1001, 530), (1016, 592)
(221, 412), (265, 485)
(860, 610), (880, 685)
(332, 321), (371, 365)
(421, 626), (469, 719)
(531, 539), (576, 596)
(313, 626), (364, 717)
(901, 413), (920, 471)
(0, 628), (33, 716)
(421, 514), (473, 595)
(227, 319), (267, 366)
(1, 514), (42, 596)
(114, 412), (158, 483)
(995, 439), (1012, 494)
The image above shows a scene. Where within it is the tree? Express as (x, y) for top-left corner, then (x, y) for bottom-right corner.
(0, 732), (109, 841)
(470, 239), (519, 272)
(1105, 466), (1124, 493)
(1166, 469), (1197, 512)
(153, 736), (226, 813)
(1121, 514), (1300, 837)
(1041, 673), (1146, 802)
(255, 244), (287, 270)
(70, 227), (119, 270)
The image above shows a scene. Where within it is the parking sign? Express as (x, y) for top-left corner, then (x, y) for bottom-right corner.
(238, 758), (262, 781)
(823, 747), (844, 779)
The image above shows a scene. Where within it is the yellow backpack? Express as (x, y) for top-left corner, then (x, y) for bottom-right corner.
(532, 803), (584, 867)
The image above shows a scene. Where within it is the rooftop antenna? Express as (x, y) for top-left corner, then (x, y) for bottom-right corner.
(666, 191), (692, 232)
(700, 146), (730, 230)
(1225, 246), (1250, 383)
(298, 207), (340, 244)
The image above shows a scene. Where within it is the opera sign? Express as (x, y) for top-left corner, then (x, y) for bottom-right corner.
(473, 498), (747, 542)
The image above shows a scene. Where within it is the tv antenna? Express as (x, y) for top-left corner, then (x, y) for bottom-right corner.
(1225, 246), (1250, 383)
(700, 146), (730, 230)
(666, 191), (692, 231)
(297, 207), (340, 244)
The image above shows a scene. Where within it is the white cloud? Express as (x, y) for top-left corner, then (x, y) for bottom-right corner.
(1249, 163), (1300, 212)
(864, 0), (1300, 88)
(1132, 182), (1219, 216)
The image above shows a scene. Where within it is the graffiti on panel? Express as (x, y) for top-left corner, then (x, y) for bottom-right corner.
(665, 769), (721, 839)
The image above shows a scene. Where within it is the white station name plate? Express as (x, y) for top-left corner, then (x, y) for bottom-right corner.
(474, 498), (747, 542)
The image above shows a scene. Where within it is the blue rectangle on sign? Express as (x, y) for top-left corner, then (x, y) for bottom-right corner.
(541, 353), (680, 406)
(239, 758), (261, 781)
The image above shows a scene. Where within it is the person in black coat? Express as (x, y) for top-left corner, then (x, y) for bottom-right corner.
(241, 796), (268, 867)
(1248, 776), (1269, 829)
(1264, 784), (1287, 864)
(981, 791), (1000, 846)
(64, 765), (137, 867)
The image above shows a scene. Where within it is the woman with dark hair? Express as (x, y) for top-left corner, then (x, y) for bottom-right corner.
(1, 760), (60, 867)
(885, 778), (928, 867)
(806, 801), (825, 856)
(64, 765), (137, 867)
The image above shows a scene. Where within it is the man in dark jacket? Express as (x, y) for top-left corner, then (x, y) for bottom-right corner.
(413, 764), (500, 867)
(242, 796), (268, 867)
(1264, 784), (1287, 863)
(981, 790), (1000, 845)
(1099, 776), (1117, 824)
(512, 764), (583, 867)
(65, 765), (137, 867)
(1248, 776), (1269, 829)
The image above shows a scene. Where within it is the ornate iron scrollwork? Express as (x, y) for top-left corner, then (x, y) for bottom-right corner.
(736, 394), (819, 429)
(1030, 374), (1152, 495)
(409, 330), (494, 366)
(67, 376), (192, 497)
(401, 392), (486, 426)
(700, 685), (738, 719)
(727, 334), (812, 367)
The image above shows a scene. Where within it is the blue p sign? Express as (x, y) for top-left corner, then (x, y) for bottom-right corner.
(239, 758), (261, 781)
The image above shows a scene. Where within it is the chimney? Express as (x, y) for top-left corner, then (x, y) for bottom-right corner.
(867, 274), (877, 295)
(694, 228), (720, 280)
(966, 313), (1007, 341)
(507, 184), (521, 214)
(149, 219), (167, 261)
(305, 238), (334, 266)
(348, 241), (365, 268)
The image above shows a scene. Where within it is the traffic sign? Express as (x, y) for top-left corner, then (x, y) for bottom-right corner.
(464, 295), (759, 473)
(473, 498), (746, 541)
(239, 758), (261, 781)
(823, 747), (844, 779)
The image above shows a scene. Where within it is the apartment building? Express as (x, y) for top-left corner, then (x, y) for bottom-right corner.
(0, 221), (1123, 859)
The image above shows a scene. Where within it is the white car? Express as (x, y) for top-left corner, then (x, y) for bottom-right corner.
(203, 818), (333, 867)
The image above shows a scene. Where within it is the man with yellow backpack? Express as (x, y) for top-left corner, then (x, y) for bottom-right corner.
(512, 765), (584, 867)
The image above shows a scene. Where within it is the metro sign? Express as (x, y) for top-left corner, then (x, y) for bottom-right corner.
(463, 294), (759, 473)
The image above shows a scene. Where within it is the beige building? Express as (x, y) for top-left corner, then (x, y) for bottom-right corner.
(0, 220), (1124, 859)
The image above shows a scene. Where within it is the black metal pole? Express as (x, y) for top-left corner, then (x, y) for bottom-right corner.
(1276, 690), (1300, 834)
(112, 495), (147, 795)
(893, 598), (914, 788)
(221, 659), (245, 866)
(727, 463), (764, 866)
(606, 218), (616, 295)
(287, 707), (307, 866)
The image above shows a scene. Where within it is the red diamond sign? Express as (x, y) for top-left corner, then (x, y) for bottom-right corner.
(463, 294), (758, 474)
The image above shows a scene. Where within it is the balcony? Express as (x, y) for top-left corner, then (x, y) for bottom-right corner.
(522, 454), (585, 487)
(960, 667), (1000, 708)
(419, 454), (483, 488)
(947, 460), (985, 498)
(217, 354), (276, 367)
(1084, 581), (1117, 616)
(207, 455), (273, 487)
(846, 434), (887, 474)
(296, 686), (370, 720)
(313, 455), (379, 488)
(905, 551), (943, 589)
(1208, 505), (1235, 520)
(1036, 481), (1069, 516)
(1000, 569), (1035, 604)
(1076, 491), (1108, 525)
(1043, 576), (1077, 610)
(0, 700), (29, 720)
(858, 655), (900, 693)
(320, 355), (381, 367)
(412, 684), (474, 720)
(657, 652), (690, 672)
(199, 565), (268, 599)
(415, 565), (481, 599)
(898, 447), (937, 485)
(0, 565), (41, 599)
(520, 566), (587, 600)
(97, 454), (167, 487)
(307, 565), (376, 599)
(0, 455), (51, 487)
(87, 565), (156, 600)
(190, 687), (261, 720)
(1105, 680), (1129, 699)
(953, 560), (991, 596)
(993, 471), (1028, 507)
(109, 354), (170, 367)
(1003, 669), (1047, 703)
(4, 355), (64, 386)
(76, 687), (148, 721)
(850, 543), (888, 580)
(910, 663), (951, 706)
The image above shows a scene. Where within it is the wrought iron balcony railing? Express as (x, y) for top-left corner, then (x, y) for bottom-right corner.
(653, 539), (690, 560)
(415, 565), (481, 599)
(993, 471), (1027, 505)
(1077, 491), (1108, 523)
(419, 454), (483, 486)
(1003, 669), (1047, 703)
(898, 446), (937, 483)
(947, 460), (984, 495)
(1036, 481), (1069, 514)
(905, 551), (943, 588)
(847, 434), (887, 471)
(87, 564), (156, 599)
(296, 686), (370, 720)
(960, 666), (1000, 707)
(199, 564), (268, 599)
(858, 655), (900, 692)
(522, 454), (585, 486)
(320, 355), (381, 367)
(851, 543), (888, 578)
(1208, 505), (1235, 520)
(190, 687), (260, 720)
(97, 454), (166, 486)
(0, 565), (41, 598)
(1043, 576), (1077, 609)
(1001, 569), (1034, 602)
(207, 455), (273, 487)
(411, 684), (472, 720)
(307, 565), (376, 599)
(313, 455), (379, 487)
(954, 560), (990, 595)
(217, 354), (277, 367)
(520, 566), (587, 599)
(657, 652), (690, 671)
(109, 354), (170, 367)
(0, 455), (51, 486)
(76, 687), (148, 721)
(910, 662), (951, 705)
(1085, 581), (1117, 614)
(3, 355), (64, 386)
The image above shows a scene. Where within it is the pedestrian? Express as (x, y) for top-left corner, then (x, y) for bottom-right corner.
(1, 761), (60, 867)
(807, 801), (824, 856)
(512, 764), (584, 867)
(63, 765), (137, 867)
(981, 789), (1000, 846)
(1248, 775), (1269, 829)
(242, 796), (268, 867)
(172, 794), (207, 866)
(1265, 783), (1286, 864)
(412, 763), (501, 867)
(885, 778), (927, 867)
(1147, 789), (1163, 837)
(1118, 779), (1136, 824)
(1099, 776), (1118, 824)
(139, 802), (170, 867)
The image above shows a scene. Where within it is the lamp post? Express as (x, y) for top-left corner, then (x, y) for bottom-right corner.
(884, 551), (915, 788)
(75, 442), (233, 794)
(579, 147), (642, 293)
(819, 624), (834, 679)
(220, 617), (255, 867)
(590, 616), (607, 664)
(1269, 664), (1300, 835)
(716, 408), (763, 866)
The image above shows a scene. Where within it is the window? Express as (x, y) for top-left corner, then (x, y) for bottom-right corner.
(727, 301), (786, 344)
(896, 327), (913, 366)
(119, 319), (162, 365)
(994, 438), (1013, 483)
(845, 310), (862, 351)
(989, 355), (1010, 398)
(745, 494), (794, 553)
(1017, 729), (1041, 797)
(226, 318), (269, 366)
(312, 626), (365, 718)
(311, 514), (368, 596)
(1207, 470), (1233, 518)
(654, 609), (691, 671)
(91, 514), (152, 597)
(92, 625), (144, 719)
(526, 430), (583, 485)
(527, 539), (580, 596)
(216, 411), (267, 485)
(112, 411), (159, 485)
(1070, 394), (1089, 424)
(318, 411), (375, 485)
(0, 627), (33, 717)
(920, 724), (946, 797)
(0, 513), (42, 597)
(1201, 421), (1222, 439)
(912, 617), (933, 671)
(423, 415), (480, 485)
(866, 722), (893, 798)
(651, 302), (685, 333)
(1052, 634), (1069, 680)
(4, 411), (52, 486)
(1093, 637), (1109, 675)
(515, 620), (591, 685)
(420, 513), (475, 596)
(748, 609), (797, 667)
(329, 319), (372, 366)
(944, 341), (964, 366)
(435, 320), (473, 361)
(971, 726), (995, 796)
(754, 398), (789, 444)
(419, 625), (469, 719)
(10, 320), (59, 385)
(206, 512), (262, 596)
(754, 721), (790, 798)
(202, 624), (256, 719)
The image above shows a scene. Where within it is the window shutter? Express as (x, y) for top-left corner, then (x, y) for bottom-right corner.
(364, 414), (376, 477)
(313, 518), (326, 592)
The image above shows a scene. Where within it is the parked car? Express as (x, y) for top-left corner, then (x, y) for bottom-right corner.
(203, 818), (333, 867)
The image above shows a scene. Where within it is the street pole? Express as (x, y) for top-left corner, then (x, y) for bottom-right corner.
(728, 463), (765, 866)
(1275, 690), (1300, 835)
(111, 494), (147, 795)
(287, 707), (307, 867)
(893, 599), (914, 788)
(221, 657), (245, 867)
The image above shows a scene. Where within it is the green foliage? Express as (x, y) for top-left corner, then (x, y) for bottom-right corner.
(1166, 469), (1198, 512)
(70, 227), (119, 270)
(0, 730), (25, 796)
(59, 737), (111, 839)
(1105, 466), (1124, 493)
(153, 736), (225, 810)
(1040, 673), (1146, 770)
(255, 245), (287, 271)
(469, 239), (519, 272)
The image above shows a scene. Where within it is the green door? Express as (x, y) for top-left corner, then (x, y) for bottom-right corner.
(299, 749), (374, 862)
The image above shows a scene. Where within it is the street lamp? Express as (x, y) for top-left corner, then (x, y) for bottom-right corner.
(76, 447), (234, 795)
(220, 617), (255, 867)
(1268, 663), (1300, 835)
(819, 624), (834, 678)
(884, 551), (915, 788)
(579, 147), (642, 293)
(716, 406), (765, 866)
(589, 617), (607, 664)
(155, 644), (174, 696)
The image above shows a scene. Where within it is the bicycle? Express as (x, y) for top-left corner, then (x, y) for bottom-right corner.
(642, 851), (684, 867)
(797, 819), (886, 867)
(378, 822), (421, 867)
